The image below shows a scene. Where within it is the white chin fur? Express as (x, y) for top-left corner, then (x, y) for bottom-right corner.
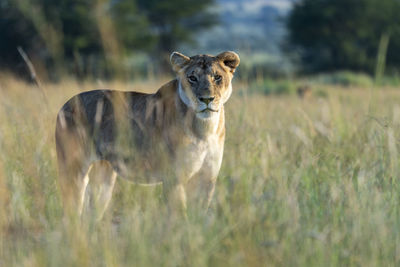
(196, 110), (218, 120)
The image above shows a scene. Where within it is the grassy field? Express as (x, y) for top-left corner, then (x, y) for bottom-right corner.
(1, 75), (400, 266)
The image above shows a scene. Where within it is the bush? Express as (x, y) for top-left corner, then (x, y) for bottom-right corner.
(378, 75), (400, 87)
(314, 71), (373, 88)
(249, 79), (296, 95)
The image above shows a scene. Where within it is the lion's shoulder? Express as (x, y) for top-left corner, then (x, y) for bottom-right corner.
(153, 79), (178, 99)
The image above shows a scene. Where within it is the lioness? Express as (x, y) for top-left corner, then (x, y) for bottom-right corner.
(55, 51), (240, 219)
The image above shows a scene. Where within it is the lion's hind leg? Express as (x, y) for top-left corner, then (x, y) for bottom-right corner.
(56, 130), (92, 220)
(57, 155), (91, 220)
(83, 160), (117, 221)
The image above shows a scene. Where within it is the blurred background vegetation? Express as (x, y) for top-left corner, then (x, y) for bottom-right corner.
(3, 0), (400, 85)
(4, 0), (400, 85)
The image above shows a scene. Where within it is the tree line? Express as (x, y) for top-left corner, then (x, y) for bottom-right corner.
(2, 0), (400, 79)
(286, 0), (400, 76)
(0, 0), (216, 79)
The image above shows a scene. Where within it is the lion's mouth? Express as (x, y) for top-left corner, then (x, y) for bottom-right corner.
(199, 107), (218, 113)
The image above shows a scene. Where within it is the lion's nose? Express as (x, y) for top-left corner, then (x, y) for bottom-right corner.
(198, 96), (215, 105)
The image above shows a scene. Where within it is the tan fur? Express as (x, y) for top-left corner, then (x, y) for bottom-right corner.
(55, 51), (240, 220)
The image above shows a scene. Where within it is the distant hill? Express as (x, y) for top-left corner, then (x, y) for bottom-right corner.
(184, 0), (293, 54)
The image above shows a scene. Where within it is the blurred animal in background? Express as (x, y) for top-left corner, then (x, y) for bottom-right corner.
(297, 85), (312, 99)
(55, 51), (240, 220)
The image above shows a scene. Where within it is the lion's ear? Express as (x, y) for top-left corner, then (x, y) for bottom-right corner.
(216, 51), (240, 73)
(170, 52), (190, 72)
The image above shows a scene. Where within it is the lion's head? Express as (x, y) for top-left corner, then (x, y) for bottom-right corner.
(170, 51), (240, 120)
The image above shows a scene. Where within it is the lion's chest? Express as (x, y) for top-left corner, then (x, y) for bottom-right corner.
(174, 134), (223, 183)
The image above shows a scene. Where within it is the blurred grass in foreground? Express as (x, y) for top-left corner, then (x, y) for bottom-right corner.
(1, 75), (400, 266)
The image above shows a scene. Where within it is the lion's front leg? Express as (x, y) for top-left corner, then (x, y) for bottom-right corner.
(162, 177), (188, 219)
(184, 146), (223, 214)
(185, 175), (217, 215)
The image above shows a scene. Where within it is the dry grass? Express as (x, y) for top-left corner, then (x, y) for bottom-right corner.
(1, 75), (400, 266)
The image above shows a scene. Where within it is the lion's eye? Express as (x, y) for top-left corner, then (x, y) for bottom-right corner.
(214, 75), (222, 82)
(188, 75), (197, 83)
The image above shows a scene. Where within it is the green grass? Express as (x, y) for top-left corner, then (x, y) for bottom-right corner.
(1, 75), (400, 266)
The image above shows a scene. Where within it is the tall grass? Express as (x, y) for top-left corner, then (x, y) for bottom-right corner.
(1, 75), (400, 266)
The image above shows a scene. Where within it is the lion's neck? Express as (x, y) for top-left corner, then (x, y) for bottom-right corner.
(192, 109), (223, 138)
